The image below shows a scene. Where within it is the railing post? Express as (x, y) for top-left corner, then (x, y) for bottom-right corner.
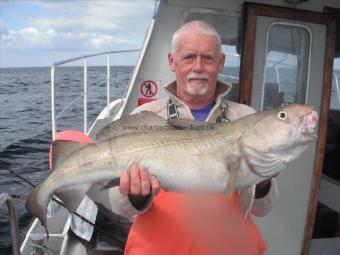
(334, 74), (340, 105)
(84, 59), (88, 134)
(51, 65), (56, 140)
(107, 55), (110, 117)
(274, 65), (281, 92)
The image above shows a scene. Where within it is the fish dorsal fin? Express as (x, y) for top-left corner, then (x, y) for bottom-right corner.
(167, 118), (216, 130)
(96, 111), (170, 141)
(52, 141), (86, 170)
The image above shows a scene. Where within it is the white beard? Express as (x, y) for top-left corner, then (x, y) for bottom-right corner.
(185, 81), (209, 96)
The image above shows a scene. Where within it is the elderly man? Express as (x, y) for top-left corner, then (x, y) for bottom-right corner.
(110, 20), (278, 255)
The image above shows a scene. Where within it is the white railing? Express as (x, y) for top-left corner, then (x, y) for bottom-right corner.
(50, 49), (140, 140)
(218, 73), (239, 81)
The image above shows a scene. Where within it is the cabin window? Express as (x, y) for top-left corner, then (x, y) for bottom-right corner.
(314, 57), (340, 242)
(331, 58), (340, 110)
(261, 23), (311, 110)
(184, 10), (242, 101)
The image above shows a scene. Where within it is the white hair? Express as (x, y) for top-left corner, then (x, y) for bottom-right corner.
(171, 20), (222, 53)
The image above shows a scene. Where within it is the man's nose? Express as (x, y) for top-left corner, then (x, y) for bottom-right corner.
(193, 56), (203, 72)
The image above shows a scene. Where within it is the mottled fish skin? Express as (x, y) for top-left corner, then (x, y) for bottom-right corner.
(25, 104), (318, 231)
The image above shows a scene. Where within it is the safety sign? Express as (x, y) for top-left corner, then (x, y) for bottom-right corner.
(140, 80), (158, 98)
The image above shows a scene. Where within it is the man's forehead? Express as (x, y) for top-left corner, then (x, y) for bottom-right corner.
(176, 33), (219, 52)
(178, 31), (218, 42)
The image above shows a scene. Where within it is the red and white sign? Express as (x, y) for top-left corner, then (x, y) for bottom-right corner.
(140, 80), (158, 98)
(137, 98), (156, 106)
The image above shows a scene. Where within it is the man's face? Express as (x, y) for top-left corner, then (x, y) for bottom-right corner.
(168, 33), (225, 103)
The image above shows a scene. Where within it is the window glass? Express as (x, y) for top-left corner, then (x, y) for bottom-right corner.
(262, 24), (310, 110)
(314, 57), (340, 243)
(220, 45), (240, 101)
(331, 58), (340, 110)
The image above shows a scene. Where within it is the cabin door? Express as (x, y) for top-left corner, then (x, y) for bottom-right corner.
(239, 3), (335, 255)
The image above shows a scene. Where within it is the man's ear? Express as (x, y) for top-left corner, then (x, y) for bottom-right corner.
(218, 53), (226, 73)
(168, 53), (176, 72)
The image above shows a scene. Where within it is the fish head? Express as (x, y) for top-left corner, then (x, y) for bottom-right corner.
(239, 104), (318, 164)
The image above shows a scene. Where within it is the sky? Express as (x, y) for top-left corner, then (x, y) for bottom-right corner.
(0, 0), (339, 69)
(0, 0), (155, 67)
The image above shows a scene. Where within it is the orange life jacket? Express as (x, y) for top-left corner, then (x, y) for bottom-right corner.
(125, 190), (266, 255)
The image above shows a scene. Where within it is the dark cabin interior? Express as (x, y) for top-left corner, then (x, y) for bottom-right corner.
(312, 14), (340, 239)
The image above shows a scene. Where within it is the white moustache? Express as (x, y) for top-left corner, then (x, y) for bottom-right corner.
(187, 73), (209, 80)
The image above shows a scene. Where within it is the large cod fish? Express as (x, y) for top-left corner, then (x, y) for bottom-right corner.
(26, 104), (318, 233)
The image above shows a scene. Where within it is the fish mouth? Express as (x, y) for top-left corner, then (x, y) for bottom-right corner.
(300, 109), (318, 140)
(302, 131), (317, 140)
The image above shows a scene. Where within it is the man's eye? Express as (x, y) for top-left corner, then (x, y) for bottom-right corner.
(182, 55), (195, 63)
(202, 55), (214, 62)
(184, 55), (194, 60)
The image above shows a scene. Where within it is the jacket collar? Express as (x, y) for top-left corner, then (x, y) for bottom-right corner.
(163, 80), (232, 107)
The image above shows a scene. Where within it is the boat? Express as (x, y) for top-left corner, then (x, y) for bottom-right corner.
(1, 0), (339, 254)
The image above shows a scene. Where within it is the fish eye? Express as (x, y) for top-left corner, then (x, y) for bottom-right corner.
(277, 111), (288, 120)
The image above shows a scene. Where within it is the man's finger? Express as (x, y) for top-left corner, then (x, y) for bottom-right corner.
(130, 164), (141, 195)
(119, 170), (130, 195)
(151, 175), (161, 196)
(140, 166), (151, 196)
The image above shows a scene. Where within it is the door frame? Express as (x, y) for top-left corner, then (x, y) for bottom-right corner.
(239, 3), (336, 254)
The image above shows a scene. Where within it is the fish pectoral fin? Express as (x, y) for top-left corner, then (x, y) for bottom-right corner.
(225, 154), (240, 197)
(167, 118), (215, 130)
(100, 178), (120, 190)
(55, 184), (92, 213)
(238, 185), (256, 218)
(240, 144), (285, 178)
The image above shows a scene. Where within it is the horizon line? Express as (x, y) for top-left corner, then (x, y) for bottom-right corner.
(0, 65), (136, 69)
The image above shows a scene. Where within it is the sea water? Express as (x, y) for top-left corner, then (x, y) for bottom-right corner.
(0, 66), (132, 254)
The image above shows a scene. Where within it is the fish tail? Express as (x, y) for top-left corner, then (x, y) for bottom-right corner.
(25, 183), (50, 234)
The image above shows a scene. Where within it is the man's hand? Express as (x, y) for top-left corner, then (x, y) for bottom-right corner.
(119, 164), (161, 210)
